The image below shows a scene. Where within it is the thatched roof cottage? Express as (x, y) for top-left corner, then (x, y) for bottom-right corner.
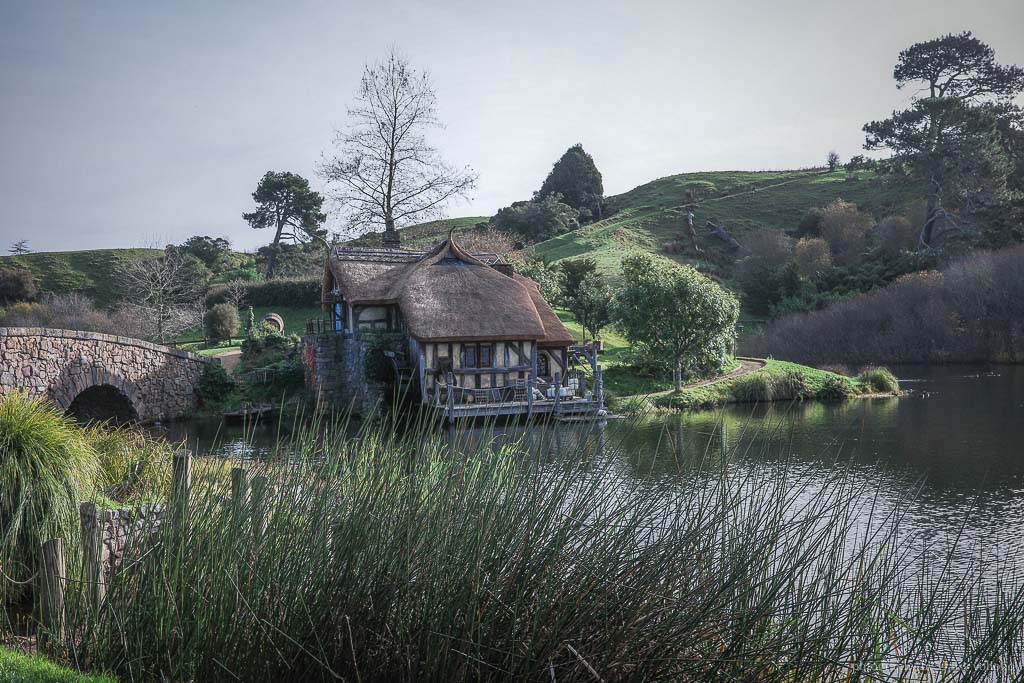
(304, 236), (602, 420)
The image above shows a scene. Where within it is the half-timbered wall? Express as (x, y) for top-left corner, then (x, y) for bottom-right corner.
(422, 340), (537, 393)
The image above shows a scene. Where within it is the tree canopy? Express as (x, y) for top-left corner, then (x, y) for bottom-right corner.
(536, 144), (604, 217)
(612, 253), (738, 391)
(243, 171), (326, 279)
(864, 32), (1024, 248)
(567, 272), (611, 342)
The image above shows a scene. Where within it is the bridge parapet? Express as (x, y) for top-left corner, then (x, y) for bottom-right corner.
(0, 327), (208, 422)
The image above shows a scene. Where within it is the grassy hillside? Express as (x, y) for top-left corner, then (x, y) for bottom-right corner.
(530, 169), (919, 281)
(347, 216), (488, 249)
(0, 248), (160, 307)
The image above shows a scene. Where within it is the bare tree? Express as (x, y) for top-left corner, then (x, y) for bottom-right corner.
(222, 279), (249, 311)
(8, 240), (31, 255)
(114, 250), (208, 342)
(320, 49), (478, 244)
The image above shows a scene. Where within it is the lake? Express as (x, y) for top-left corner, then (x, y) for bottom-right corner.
(157, 363), (1024, 583)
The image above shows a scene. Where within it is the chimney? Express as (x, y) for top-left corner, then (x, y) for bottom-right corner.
(382, 227), (400, 249)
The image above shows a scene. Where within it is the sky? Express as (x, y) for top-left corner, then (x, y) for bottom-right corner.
(1, 0), (1022, 253)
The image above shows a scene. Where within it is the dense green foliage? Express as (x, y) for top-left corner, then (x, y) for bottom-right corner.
(558, 257), (597, 302)
(243, 171), (326, 279)
(206, 278), (320, 309)
(857, 366), (901, 394)
(171, 236), (232, 271)
(196, 361), (236, 408)
(0, 394), (96, 601)
(536, 143), (604, 217)
(0, 647), (115, 683)
(565, 272), (611, 341)
(491, 195), (579, 242)
(613, 253), (739, 389)
(864, 31), (1024, 249)
(202, 303), (240, 340)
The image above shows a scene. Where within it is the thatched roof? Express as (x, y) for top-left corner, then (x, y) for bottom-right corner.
(326, 239), (573, 344)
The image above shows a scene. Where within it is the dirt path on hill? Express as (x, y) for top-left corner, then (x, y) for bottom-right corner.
(679, 358), (766, 391)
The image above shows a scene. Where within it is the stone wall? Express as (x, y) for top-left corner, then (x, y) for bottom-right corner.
(0, 327), (207, 422)
(80, 502), (164, 584)
(302, 331), (386, 415)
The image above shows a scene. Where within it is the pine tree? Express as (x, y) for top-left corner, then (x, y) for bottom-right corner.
(536, 144), (604, 218)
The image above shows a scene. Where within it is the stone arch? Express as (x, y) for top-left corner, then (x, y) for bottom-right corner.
(50, 364), (146, 423)
(66, 384), (139, 423)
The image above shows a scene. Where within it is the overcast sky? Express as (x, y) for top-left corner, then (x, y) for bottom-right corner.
(1, 0), (1022, 253)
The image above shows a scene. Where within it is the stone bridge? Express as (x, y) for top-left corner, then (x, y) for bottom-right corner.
(0, 327), (208, 422)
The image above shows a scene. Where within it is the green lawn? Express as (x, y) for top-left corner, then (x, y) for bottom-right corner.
(173, 305), (323, 347)
(0, 647), (115, 683)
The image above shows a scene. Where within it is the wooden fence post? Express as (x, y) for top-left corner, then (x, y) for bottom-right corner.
(38, 538), (65, 654)
(594, 366), (604, 411)
(172, 450), (192, 502)
(79, 502), (105, 610)
(553, 372), (562, 414)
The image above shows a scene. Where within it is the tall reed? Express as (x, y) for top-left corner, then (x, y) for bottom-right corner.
(57, 411), (1024, 681)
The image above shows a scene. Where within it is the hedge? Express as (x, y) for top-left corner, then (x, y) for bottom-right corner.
(206, 279), (321, 308)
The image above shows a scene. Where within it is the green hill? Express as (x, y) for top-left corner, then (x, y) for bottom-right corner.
(0, 248), (161, 307)
(530, 168), (918, 280)
(390, 169), (920, 284)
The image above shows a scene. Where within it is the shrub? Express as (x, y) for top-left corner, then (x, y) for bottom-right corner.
(773, 370), (809, 400)
(875, 215), (918, 255)
(795, 207), (825, 237)
(735, 232), (798, 314)
(196, 361), (236, 407)
(0, 266), (38, 304)
(816, 374), (853, 401)
(747, 246), (1024, 365)
(819, 199), (873, 265)
(0, 392), (98, 601)
(730, 372), (776, 402)
(204, 303), (240, 340)
(793, 237), (832, 278)
(857, 366), (900, 394)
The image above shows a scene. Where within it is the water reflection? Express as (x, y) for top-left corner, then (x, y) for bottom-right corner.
(159, 364), (1024, 584)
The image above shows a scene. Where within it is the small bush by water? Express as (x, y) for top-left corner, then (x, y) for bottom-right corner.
(857, 366), (900, 394)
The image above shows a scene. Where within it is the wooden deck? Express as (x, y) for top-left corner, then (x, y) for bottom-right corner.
(433, 397), (602, 421)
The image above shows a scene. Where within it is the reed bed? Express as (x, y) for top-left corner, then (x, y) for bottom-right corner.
(28, 412), (1024, 680)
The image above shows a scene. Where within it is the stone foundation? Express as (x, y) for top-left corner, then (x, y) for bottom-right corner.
(302, 332), (387, 415)
(80, 502), (164, 584)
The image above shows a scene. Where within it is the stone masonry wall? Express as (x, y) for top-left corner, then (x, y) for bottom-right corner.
(0, 327), (207, 422)
(302, 332), (385, 415)
(80, 502), (164, 585)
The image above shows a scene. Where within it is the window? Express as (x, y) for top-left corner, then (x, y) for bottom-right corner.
(460, 343), (494, 368)
(538, 353), (550, 378)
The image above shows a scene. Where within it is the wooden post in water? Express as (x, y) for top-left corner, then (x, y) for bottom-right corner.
(595, 366), (604, 411)
(38, 538), (65, 654)
(79, 502), (105, 610)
